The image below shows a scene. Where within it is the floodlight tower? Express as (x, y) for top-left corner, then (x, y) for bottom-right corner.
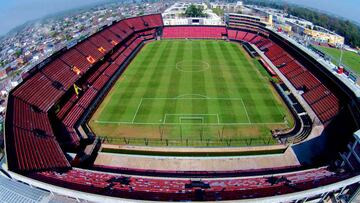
(339, 44), (344, 67)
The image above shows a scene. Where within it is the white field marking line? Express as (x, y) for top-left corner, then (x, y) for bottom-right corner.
(166, 114), (216, 123)
(217, 114), (220, 124)
(133, 65), (245, 68)
(94, 120), (287, 125)
(179, 117), (204, 119)
(131, 98), (143, 123)
(175, 94), (209, 99)
(175, 60), (210, 73)
(257, 80), (285, 119)
(163, 114), (167, 124)
(97, 97), (283, 125)
(164, 114), (218, 125)
(142, 97), (244, 100)
(244, 52), (285, 119)
(240, 98), (251, 124)
(141, 97), (249, 123)
(165, 114), (219, 115)
(176, 69), (209, 73)
(176, 64), (208, 66)
(179, 117), (204, 124)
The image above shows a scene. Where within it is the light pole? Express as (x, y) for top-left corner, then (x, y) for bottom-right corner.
(339, 44), (344, 67)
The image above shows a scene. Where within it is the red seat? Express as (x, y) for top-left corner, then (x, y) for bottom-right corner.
(163, 26), (226, 39)
(28, 167), (348, 201)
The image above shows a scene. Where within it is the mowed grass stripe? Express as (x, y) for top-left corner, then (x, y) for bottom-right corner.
(229, 45), (284, 122)
(177, 41), (193, 113)
(224, 43), (283, 123)
(217, 43), (253, 122)
(98, 43), (162, 121)
(191, 41), (209, 118)
(206, 41), (241, 123)
(137, 41), (174, 123)
(119, 42), (166, 122)
(161, 40), (183, 122)
(201, 41), (225, 123)
(97, 41), (284, 123)
(217, 42), (261, 123)
(90, 40), (292, 145)
(148, 41), (178, 123)
(200, 41), (218, 123)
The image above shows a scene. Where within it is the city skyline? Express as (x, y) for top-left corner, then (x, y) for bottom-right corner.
(0, 0), (109, 35)
(0, 0), (359, 36)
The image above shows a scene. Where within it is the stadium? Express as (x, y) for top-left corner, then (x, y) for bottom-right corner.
(2, 12), (360, 202)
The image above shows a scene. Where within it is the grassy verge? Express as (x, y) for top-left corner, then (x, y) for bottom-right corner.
(316, 45), (360, 74)
(101, 147), (287, 157)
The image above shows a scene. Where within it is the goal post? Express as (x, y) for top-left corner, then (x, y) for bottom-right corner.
(161, 114), (220, 142)
(163, 114), (219, 124)
(178, 116), (205, 141)
(179, 116), (204, 124)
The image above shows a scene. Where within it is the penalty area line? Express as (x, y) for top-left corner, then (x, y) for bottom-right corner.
(94, 120), (287, 126)
(132, 98), (143, 123)
(240, 98), (251, 124)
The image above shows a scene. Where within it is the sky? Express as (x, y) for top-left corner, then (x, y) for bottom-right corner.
(0, 0), (359, 35)
(285, 0), (360, 23)
(0, 0), (107, 35)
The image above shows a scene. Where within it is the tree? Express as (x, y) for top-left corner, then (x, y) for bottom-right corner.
(15, 50), (22, 58)
(184, 4), (208, 18)
(242, 0), (360, 48)
(212, 7), (224, 17)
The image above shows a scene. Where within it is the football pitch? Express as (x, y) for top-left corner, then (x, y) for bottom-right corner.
(89, 40), (293, 146)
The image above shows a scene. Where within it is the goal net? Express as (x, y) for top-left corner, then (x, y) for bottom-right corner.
(179, 116), (204, 124)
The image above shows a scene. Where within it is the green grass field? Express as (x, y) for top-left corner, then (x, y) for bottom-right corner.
(89, 40), (293, 146)
(316, 45), (360, 74)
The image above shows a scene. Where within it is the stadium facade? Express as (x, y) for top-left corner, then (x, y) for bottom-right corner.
(1, 13), (360, 202)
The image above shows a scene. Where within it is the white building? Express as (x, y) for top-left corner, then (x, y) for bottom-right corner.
(210, 1), (243, 13)
(162, 2), (224, 26)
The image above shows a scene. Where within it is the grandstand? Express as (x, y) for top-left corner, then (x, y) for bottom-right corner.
(162, 26), (227, 39)
(2, 13), (360, 202)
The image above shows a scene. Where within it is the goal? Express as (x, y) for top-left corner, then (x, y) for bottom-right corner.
(179, 116), (204, 124)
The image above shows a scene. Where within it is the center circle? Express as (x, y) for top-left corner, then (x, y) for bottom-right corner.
(176, 60), (210, 72)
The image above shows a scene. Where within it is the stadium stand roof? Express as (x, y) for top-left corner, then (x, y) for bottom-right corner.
(0, 175), (51, 203)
